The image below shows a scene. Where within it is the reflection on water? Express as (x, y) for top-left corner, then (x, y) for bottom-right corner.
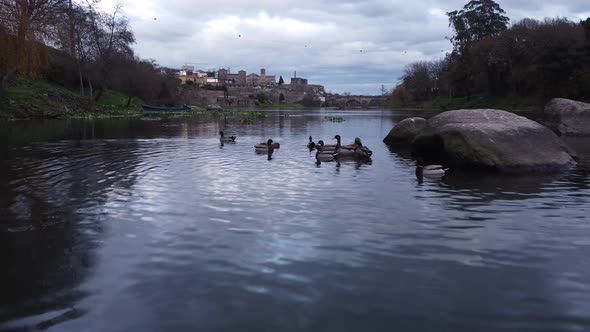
(1, 110), (590, 331)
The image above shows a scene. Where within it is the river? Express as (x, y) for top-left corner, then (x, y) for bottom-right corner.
(1, 109), (589, 331)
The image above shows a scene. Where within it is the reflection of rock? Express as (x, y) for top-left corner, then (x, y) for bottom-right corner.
(413, 109), (576, 173)
(383, 117), (426, 145)
(563, 138), (590, 161)
(544, 98), (590, 136)
(444, 172), (563, 201)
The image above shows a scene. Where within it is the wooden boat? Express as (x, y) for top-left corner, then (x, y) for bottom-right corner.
(206, 105), (223, 111)
(142, 104), (191, 111)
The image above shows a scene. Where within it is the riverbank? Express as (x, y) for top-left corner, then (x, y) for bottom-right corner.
(0, 77), (147, 120)
(0, 78), (314, 120)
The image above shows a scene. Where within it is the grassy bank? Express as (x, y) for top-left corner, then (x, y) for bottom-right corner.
(0, 77), (144, 120)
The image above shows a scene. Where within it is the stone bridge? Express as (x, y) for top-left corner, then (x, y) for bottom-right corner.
(326, 95), (387, 109)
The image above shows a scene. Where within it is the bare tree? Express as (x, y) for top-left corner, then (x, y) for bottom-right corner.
(86, 3), (135, 99)
(0, 0), (68, 75)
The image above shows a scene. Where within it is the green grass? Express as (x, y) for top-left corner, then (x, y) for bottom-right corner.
(0, 77), (150, 119)
(0, 77), (78, 119)
(324, 116), (345, 123)
(96, 89), (144, 109)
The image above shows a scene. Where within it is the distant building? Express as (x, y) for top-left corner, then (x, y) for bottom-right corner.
(178, 66), (277, 87)
(246, 68), (276, 86)
(218, 69), (246, 85)
(179, 73), (208, 85)
(181, 65), (195, 72)
(289, 77), (308, 91)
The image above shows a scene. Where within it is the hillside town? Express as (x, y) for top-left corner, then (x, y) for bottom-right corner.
(177, 65), (326, 107)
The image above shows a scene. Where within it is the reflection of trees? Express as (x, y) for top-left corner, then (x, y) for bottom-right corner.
(0, 131), (142, 326)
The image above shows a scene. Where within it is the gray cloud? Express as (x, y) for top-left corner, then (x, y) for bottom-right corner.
(101, 0), (590, 95)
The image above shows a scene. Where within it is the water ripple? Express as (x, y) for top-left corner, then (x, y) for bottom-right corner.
(1, 113), (590, 331)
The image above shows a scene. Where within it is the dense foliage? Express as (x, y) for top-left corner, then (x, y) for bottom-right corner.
(392, 0), (590, 107)
(0, 0), (179, 106)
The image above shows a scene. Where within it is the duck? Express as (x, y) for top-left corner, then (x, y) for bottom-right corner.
(333, 135), (373, 160)
(219, 131), (236, 143)
(315, 150), (337, 165)
(315, 140), (329, 151)
(307, 136), (317, 150)
(255, 139), (280, 149)
(348, 137), (373, 157)
(415, 158), (449, 179)
(315, 141), (338, 154)
(255, 139), (275, 159)
(324, 135), (360, 151)
(330, 134), (344, 147)
(255, 139), (277, 152)
(316, 136), (372, 159)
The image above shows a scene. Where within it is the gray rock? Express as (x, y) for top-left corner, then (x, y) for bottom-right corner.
(544, 98), (590, 136)
(383, 117), (427, 145)
(413, 109), (576, 173)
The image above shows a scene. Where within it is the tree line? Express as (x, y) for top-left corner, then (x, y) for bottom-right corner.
(391, 0), (590, 107)
(0, 0), (179, 106)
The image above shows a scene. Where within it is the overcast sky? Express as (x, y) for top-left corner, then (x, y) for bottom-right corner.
(99, 0), (589, 95)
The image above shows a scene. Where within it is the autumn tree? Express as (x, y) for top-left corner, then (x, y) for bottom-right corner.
(390, 84), (409, 106)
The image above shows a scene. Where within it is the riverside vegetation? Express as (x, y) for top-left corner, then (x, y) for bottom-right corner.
(389, 0), (590, 112)
(0, 1), (182, 119)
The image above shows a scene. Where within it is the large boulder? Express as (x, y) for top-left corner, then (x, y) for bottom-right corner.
(412, 109), (576, 173)
(544, 98), (590, 136)
(383, 117), (427, 145)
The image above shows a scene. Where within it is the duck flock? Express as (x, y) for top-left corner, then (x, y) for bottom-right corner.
(308, 135), (372, 163)
(219, 131), (373, 163)
(219, 131), (448, 181)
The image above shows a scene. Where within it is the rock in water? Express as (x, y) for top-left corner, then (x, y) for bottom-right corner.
(412, 109), (576, 173)
(544, 98), (590, 136)
(383, 117), (427, 145)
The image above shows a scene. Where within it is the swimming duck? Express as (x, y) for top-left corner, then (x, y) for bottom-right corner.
(255, 139), (275, 159)
(219, 131), (236, 143)
(333, 136), (372, 160)
(315, 135), (341, 152)
(307, 136), (317, 150)
(255, 139), (277, 152)
(316, 136), (372, 159)
(415, 158), (449, 179)
(315, 140), (328, 151)
(347, 137), (373, 156)
(255, 140), (280, 149)
(324, 135), (361, 151)
(315, 150), (337, 163)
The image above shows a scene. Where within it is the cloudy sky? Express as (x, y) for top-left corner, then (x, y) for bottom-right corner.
(99, 0), (589, 95)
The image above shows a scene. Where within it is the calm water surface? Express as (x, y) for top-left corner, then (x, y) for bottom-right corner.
(1, 109), (590, 331)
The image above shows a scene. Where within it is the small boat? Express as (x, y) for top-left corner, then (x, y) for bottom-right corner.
(207, 105), (223, 111)
(142, 104), (191, 111)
